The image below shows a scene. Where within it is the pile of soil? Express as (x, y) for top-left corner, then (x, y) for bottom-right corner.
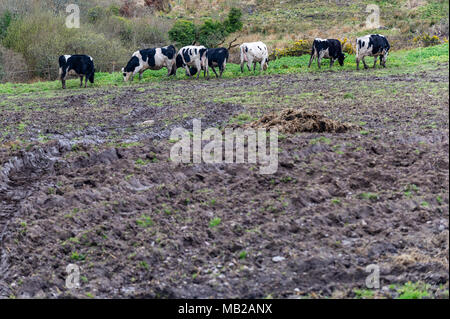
(247, 108), (358, 133)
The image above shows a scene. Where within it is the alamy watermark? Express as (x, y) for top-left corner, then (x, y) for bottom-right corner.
(365, 4), (380, 29)
(65, 263), (80, 289)
(169, 119), (279, 174)
(65, 4), (80, 29)
(365, 264), (380, 289)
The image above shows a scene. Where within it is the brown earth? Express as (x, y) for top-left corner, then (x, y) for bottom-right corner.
(0, 66), (448, 299)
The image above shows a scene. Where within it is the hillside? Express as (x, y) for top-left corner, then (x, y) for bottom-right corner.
(162, 0), (449, 49)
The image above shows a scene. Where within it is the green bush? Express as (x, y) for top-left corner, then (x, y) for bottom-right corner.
(0, 10), (14, 40)
(223, 7), (243, 34)
(168, 8), (242, 48)
(168, 19), (197, 47)
(2, 10), (128, 79)
(197, 19), (227, 48)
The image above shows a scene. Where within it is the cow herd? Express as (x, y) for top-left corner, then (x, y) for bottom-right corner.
(58, 34), (390, 89)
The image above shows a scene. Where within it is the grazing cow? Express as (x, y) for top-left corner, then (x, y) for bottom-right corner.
(176, 45), (207, 79)
(308, 38), (346, 68)
(59, 55), (95, 89)
(356, 34), (390, 70)
(122, 45), (177, 81)
(201, 47), (229, 79)
(240, 41), (269, 72)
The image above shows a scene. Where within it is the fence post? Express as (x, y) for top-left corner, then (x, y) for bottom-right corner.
(112, 61), (116, 73)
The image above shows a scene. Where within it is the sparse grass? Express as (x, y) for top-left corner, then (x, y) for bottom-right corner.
(209, 217), (221, 228)
(136, 215), (154, 228)
(395, 282), (431, 299)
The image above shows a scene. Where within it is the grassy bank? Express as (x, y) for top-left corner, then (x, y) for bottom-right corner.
(0, 43), (447, 95)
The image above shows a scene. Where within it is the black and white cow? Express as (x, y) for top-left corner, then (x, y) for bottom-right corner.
(59, 55), (95, 89)
(308, 38), (346, 68)
(175, 45), (207, 79)
(122, 45), (177, 81)
(240, 41), (269, 72)
(201, 47), (229, 79)
(356, 34), (390, 70)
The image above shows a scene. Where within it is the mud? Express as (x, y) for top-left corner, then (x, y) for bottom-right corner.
(246, 108), (358, 133)
(0, 67), (448, 299)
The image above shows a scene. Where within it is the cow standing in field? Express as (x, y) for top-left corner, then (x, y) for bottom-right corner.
(308, 38), (346, 68)
(59, 55), (95, 89)
(240, 41), (269, 72)
(201, 47), (229, 79)
(176, 45), (208, 79)
(356, 34), (390, 70)
(122, 45), (177, 81)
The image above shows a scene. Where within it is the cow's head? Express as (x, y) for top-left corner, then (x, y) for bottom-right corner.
(122, 56), (140, 82)
(338, 53), (346, 66)
(122, 68), (132, 82)
(262, 59), (269, 71)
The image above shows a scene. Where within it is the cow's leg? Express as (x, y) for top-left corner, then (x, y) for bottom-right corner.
(61, 78), (66, 89)
(317, 56), (322, 69)
(195, 60), (202, 79)
(308, 53), (315, 68)
(247, 59), (252, 72)
(381, 55), (386, 68)
(85, 76), (88, 88)
(205, 64), (209, 80)
(211, 66), (219, 78)
(138, 71), (143, 81)
(330, 59), (335, 68)
(362, 57), (368, 69)
(80, 76), (83, 88)
(373, 56), (378, 68)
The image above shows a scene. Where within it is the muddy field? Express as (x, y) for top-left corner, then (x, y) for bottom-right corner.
(0, 64), (449, 298)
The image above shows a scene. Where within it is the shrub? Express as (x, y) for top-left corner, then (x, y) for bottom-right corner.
(0, 45), (29, 82)
(0, 10), (14, 40)
(168, 19), (197, 47)
(271, 39), (311, 59)
(168, 8), (242, 47)
(2, 10), (129, 79)
(413, 33), (442, 47)
(340, 38), (355, 55)
(197, 19), (227, 48)
(223, 7), (243, 34)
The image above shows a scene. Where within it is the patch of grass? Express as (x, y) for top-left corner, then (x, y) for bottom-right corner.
(331, 198), (341, 205)
(136, 215), (153, 228)
(359, 192), (379, 201)
(70, 251), (85, 261)
(309, 136), (331, 145)
(239, 251), (248, 260)
(395, 282), (430, 299)
(209, 217), (221, 228)
(353, 288), (375, 299)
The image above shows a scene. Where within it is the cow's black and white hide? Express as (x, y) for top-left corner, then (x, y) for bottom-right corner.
(122, 45), (177, 81)
(175, 45), (207, 79)
(59, 55), (95, 89)
(356, 34), (390, 70)
(308, 38), (346, 68)
(189, 47), (229, 79)
(240, 41), (269, 72)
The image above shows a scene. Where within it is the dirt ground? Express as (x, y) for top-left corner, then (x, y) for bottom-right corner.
(0, 64), (448, 298)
